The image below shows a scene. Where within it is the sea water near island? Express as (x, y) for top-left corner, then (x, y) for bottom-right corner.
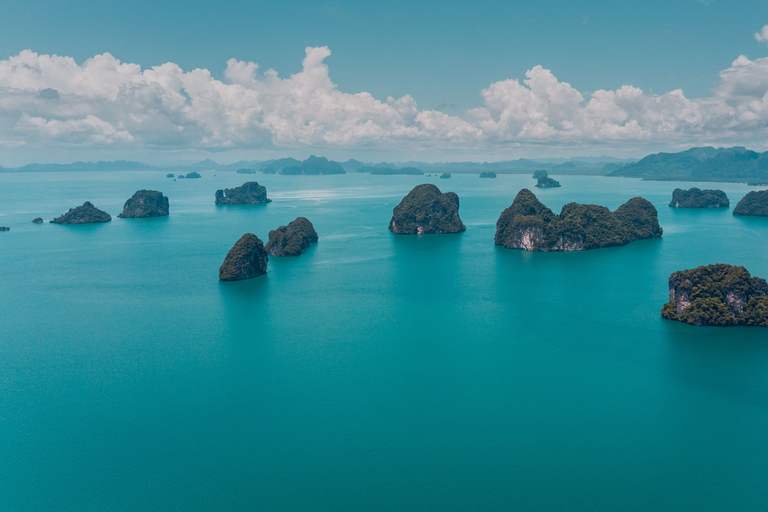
(1, 170), (767, 511)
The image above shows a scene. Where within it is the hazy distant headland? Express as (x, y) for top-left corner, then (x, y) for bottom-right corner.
(3, 146), (768, 183)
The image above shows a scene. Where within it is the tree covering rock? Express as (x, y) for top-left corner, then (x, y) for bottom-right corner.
(118, 190), (169, 218)
(669, 188), (729, 208)
(279, 156), (346, 175)
(185, 171), (202, 179)
(532, 170), (548, 179)
(479, 171), (497, 178)
(389, 184), (466, 235)
(265, 217), (318, 256)
(51, 202), (112, 224)
(440, 173), (451, 179)
(219, 233), (268, 281)
(661, 264), (768, 327)
(215, 182), (271, 205)
(495, 189), (662, 251)
(32, 218), (43, 223)
(536, 176), (561, 188)
(733, 190), (768, 216)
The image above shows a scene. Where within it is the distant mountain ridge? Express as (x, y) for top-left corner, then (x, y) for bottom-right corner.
(610, 146), (768, 182)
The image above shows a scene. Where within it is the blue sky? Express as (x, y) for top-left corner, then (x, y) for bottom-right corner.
(1, 0), (768, 164)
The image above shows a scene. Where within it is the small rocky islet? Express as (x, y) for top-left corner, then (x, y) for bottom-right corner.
(0, 226), (9, 231)
(219, 233), (269, 281)
(32, 218), (43, 224)
(669, 188), (729, 208)
(389, 184), (466, 235)
(51, 201), (112, 224)
(118, 190), (169, 218)
(661, 264), (768, 327)
(215, 182), (271, 205)
(733, 190), (768, 216)
(265, 217), (318, 256)
(479, 171), (497, 178)
(440, 173), (451, 179)
(495, 189), (662, 251)
(536, 176), (561, 188)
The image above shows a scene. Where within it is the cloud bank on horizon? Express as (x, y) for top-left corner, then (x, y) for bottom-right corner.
(1, 37), (768, 154)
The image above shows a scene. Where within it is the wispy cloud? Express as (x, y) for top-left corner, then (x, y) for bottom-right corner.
(755, 24), (768, 44)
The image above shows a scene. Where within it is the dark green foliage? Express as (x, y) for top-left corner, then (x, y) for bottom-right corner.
(440, 173), (451, 179)
(661, 264), (768, 327)
(279, 156), (346, 175)
(669, 188), (729, 208)
(536, 176), (561, 188)
(215, 182), (271, 205)
(184, 171), (202, 179)
(733, 190), (768, 216)
(495, 189), (662, 251)
(389, 184), (466, 235)
(532, 170), (548, 179)
(479, 172), (496, 178)
(219, 233), (268, 281)
(361, 166), (424, 175)
(118, 190), (169, 218)
(51, 201), (111, 224)
(265, 217), (318, 256)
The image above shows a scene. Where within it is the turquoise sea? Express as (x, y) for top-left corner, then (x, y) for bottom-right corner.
(1, 171), (768, 511)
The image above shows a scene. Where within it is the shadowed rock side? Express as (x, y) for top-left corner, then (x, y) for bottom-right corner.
(536, 176), (561, 188)
(219, 233), (268, 281)
(733, 190), (768, 216)
(265, 217), (318, 256)
(669, 188), (729, 208)
(118, 190), (169, 218)
(661, 264), (768, 326)
(32, 218), (43, 223)
(215, 182), (271, 205)
(479, 171), (497, 178)
(0, 226), (9, 231)
(495, 189), (662, 251)
(532, 170), (548, 179)
(389, 184), (466, 235)
(51, 202), (111, 224)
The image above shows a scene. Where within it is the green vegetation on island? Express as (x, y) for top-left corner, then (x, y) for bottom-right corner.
(479, 172), (497, 178)
(219, 233), (268, 281)
(215, 182), (271, 205)
(495, 189), (662, 251)
(265, 217), (318, 256)
(51, 202), (112, 224)
(440, 173), (451, 179)
(733, 190), (768, 216)
(536, 176), (561, 188)
(532, 170), (548, 179)
(669, 188), (729, 208)
(389, 184), (466, 235)
(179, 171), (201, 179)
(166, 173), (174, 178)
(661, 264), (768, 327)
(279, 156), (346, 175)
(118, 190), (169, 218)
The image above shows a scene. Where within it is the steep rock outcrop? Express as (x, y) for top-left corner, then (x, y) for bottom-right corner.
(219, 233), (268, 281)
(32, 218), (43, 224)
(536, 176), (561, 188)
(733, 190), (768, 216)
(669, 188), (729, 208)
(118, 190), (169, 218)
(495, 189), (662, 251)
(215, 182), (271, 205)
(265, 217), (318, 256)
(532, 170), (548, 179)
(389, 184), (466, 235)
(661, 264), (768, 326)
(51, 202), (111, 224)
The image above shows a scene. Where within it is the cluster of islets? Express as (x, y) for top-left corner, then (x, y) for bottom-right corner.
(5, 177), (768, 328)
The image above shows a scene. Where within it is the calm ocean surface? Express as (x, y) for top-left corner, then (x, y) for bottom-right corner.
(1, 171), (767, 511)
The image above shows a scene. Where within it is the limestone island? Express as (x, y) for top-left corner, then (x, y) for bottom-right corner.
(661, 264), (768, 327)
(536, 176), (561, 188)
(32, 218), (43, 224)
(733, 190), (768, 216)
(440, 173), (451, 179)
(0, 226), (9, 231)
(185, 171), (202, 179)
(480, 172), (497, 178)
(219, 233), (268, 281)
(495, 189), (662, 251)
(533, 170), (548, 179)
(215, 182), (271, 205)
(118, 190), (169, 218)
(389, 184), (466, 235)
(51, 202), (111, 224)
(669, 188), (729, 208)
(166, 173), (174, 178)
(265, 217), (318, 256)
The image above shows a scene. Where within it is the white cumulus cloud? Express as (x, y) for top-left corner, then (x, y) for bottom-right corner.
(756, 25), (768, 44)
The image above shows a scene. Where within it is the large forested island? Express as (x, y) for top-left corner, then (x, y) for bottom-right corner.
(495, 189), (662, 251)
(661, 264), (768, 327)
(611, 146), (768, 182)
(389, 184), (466, 235)
(118, 190), (169, 218)
(215, 182), (271, 205)
(277, 156), (346, 175)
(733, 190), (768, 216)
(219, 233), (268, 281)
(669, 188), (729, 208)
(265, 217), (318, 256)
(51, 201), (112, 224)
